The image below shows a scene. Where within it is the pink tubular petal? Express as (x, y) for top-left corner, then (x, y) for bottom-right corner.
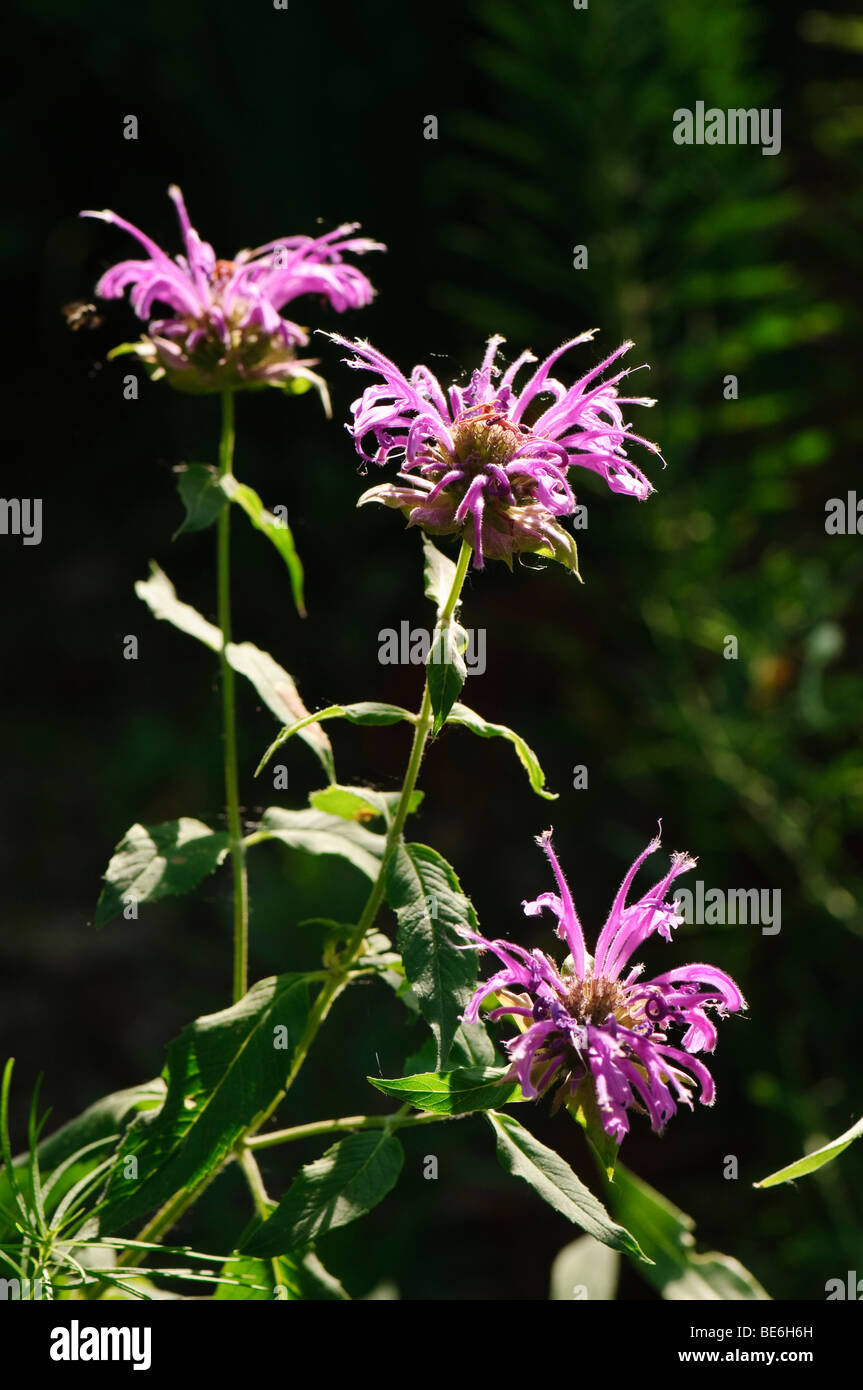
(594, 835), (662, 975)
(531, 831), (587, 976)
(646, 964), (747, 1013)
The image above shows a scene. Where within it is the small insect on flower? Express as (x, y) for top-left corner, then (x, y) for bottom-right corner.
(62, 300), (104, 331)
(331, 331), (663, 571)
(459, 830), (746, 1143)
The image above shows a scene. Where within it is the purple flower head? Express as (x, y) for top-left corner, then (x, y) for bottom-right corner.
(460, 831), (745, 1142)
(80, 187), (384, 400)
(331, 331), (662, 570)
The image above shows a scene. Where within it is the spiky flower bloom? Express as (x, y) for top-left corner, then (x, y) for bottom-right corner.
(332, 331), (661, 570)
(80, 187), (383, 399)
(460, 831), (745, 1142)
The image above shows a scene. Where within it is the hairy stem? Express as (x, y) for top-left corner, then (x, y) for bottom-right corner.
(217, 388), (249, 1004)
(245, 1108), (448, 1152)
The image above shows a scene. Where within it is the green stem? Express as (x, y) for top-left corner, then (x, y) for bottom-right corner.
(125, 537), (473, 1253)
(247, 537), (473, 1136)
(245, 1108), (447, 1152)
(217, 388), (249, 1005)
(238, 1148), (273, 1222)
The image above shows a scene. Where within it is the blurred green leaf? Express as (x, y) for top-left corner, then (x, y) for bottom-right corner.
(173, 464), (228, 537)
(549, 1234), (620, 1302)
(754, 1116), (863, 1189)
(607, 1162), (769, 1299)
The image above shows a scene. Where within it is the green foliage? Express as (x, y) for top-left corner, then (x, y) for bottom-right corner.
(135, 563), (334, 777)
(96, 976), (311, 1235)
(95, 818), (229, 928)
(448, 702), (557, 799)
(385, 843), (480, 1067)
(486, 1111), (646, 1259)
(220, 475), (306, 618)
(607, 1162), (769, 1299)
(755, 1115), (863, 1189)
(252, 807), (387, 882)
(243, 1132), (404, 1257)
(370, 1066), (523, 1116)
(427, 620), (469, 734)
(173, 464), (228, 537)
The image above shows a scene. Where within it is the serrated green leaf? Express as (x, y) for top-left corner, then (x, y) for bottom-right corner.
(253, 807), (387, 881)
(135, 563), (333, 779)
(95, 819), (230, 928)
(754, 1115), (863, 1188)
(243, 1131), (404, 1257)
(448, 702), (558, 800)
(370, 1066), (523, 1115)
(96, 975), (310, 1235)
(428, 622), (468, 734)
(220, 476), (305, 617)
(487, 1111), (647, 1259)
(173, 464), (228, 537)
(385, 842), (479, 1066)
(607, 1161), (769, 1299)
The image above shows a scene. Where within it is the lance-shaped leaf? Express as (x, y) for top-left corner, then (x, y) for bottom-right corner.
(256, 702), (414, 778)
(220, 475), (305, 618)
(96, 975), (311, 1235)
(422, 535), (458, 615)
(173, 464), (228, 537)
(95, 819), (229, 928)
(0, 1079), (165, 1241)
(487, 1111), (646, 1259)
(607, 1161), (770, 1298)
(370, 1066), (523, 1116)
(754, 1115), (863, 1189)
(448, 702), (557, 800)
(385, 842), (479, 1066)
(252, 807), (387, 882)
(243, 1131), (404, 1257)
(136, 563), (333, 779)
(427, 620), (468, 735)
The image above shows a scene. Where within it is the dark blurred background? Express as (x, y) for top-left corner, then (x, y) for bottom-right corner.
(3, 0), (862, 1299)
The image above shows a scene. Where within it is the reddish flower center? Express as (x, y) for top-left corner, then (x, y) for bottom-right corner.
(452, 403), (523, 469)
